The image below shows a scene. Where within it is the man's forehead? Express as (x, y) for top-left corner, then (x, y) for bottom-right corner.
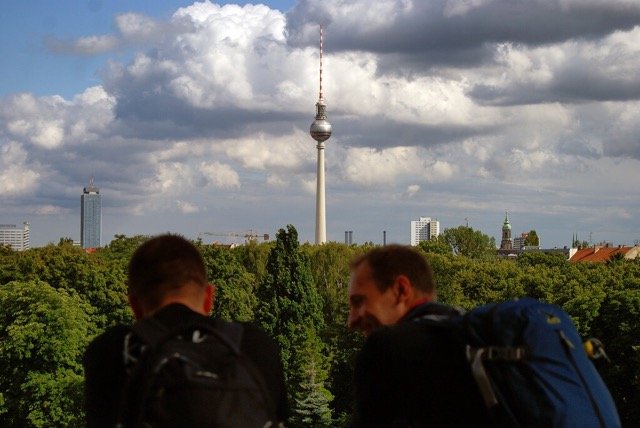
(349, 263), (376, 291)
(354, 260), (373, 276)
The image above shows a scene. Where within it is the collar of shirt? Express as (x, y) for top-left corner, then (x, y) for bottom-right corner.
(399, 298), (434, 322)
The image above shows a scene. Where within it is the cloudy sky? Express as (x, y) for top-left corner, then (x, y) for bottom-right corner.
(1, 0), (640, 248)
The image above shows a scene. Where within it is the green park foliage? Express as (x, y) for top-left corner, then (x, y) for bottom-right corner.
(0, 226), (638, 426)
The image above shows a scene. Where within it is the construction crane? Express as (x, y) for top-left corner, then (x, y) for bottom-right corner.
(198, 230), (269, 245)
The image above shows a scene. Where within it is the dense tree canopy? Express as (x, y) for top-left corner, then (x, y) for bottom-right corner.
(254, 225), (332, 426)
(0, 232), (637, 426)
(0, 281), (92, 427)
(441, 226), (497, 259)
(524, 230), (540, 246)
(417, 237), (452, 255)
(198, 243), (257, 321)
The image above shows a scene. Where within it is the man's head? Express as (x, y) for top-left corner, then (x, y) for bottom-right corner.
(348, 245), (436, 335)
(127, 234), (214, 319)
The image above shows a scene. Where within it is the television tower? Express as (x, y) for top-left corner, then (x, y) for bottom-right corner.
(310, 26), (332, 244)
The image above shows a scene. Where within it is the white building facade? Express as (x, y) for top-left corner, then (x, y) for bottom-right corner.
(410, 217), (440, 246)
(513, 232), (528, 251)
(0, 222), (30, 251)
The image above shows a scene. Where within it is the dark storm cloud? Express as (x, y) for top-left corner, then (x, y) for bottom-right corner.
(105, 72), (305, 140)
(470, 61), (640, 105)
(15, 137), (155, 210)
(604, 134), (640, 159)
(114, 99), (304, 141)
(332, 115), (495, 148)
(287, 0), (640, 68)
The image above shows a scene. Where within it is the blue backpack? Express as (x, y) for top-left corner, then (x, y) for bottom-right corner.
(419, 298), (621, 427)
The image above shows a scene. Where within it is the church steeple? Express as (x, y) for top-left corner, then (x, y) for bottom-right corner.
(500, 211), (513, 250)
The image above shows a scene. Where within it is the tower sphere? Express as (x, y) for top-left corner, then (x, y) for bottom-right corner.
(310, 118), (332, 142)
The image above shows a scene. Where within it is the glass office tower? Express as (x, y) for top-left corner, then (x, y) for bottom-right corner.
(81, 179), (101, 248)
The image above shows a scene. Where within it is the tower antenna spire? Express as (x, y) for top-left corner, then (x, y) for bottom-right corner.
(319, 25), (324, 101)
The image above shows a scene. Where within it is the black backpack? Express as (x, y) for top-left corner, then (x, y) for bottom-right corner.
(118, 317), (277, 428)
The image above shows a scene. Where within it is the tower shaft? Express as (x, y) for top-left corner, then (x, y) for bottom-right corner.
(315, 141), (326, 244)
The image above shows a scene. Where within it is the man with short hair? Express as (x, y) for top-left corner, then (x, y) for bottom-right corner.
(348, 245), (490, 427)
(84, 234), (287, 427)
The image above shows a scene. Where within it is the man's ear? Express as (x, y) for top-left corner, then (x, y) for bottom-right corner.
(128, 293), (144, 321)
(203, 284), (215, 315)
(393, 275), (413, 304)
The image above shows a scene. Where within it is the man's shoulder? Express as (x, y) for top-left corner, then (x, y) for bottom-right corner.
(404, 301), (460, 321)
(362, 305), (462, 359)
(233, 321), (273, 339)
(229, 321), (280, 355)
(84, 324), (131, 362)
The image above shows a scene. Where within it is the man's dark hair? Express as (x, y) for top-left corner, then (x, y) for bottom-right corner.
(127, 234), (208, 310)
(351, 244), (435, 294)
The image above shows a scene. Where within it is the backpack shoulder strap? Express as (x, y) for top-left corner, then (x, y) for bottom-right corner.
(130, 316), (172, 348)
(214, 320), (243, 353)
(217, 321), (278, 422)
(132, 317), (236, 350)
(411, 302), (464, 324)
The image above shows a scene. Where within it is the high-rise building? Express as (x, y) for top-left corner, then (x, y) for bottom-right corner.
(310, 26), (332, 245)
(81, 179), (101, 248)
(0, 222), (30, 251)
(410, 217), (440, 246)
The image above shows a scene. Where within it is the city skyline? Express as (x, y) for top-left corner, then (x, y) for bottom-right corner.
(1, 1), (640, 248)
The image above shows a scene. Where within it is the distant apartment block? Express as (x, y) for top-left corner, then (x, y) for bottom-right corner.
(410, 217), (440, 246)
(0, 222), (30, 251)
(81, 179), (102, 248)
(513, 232), (528, 251)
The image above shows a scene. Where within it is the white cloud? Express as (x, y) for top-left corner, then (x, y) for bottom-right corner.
(177, 200), (200, 214)
(404, 184), (420, 197)
(116, 13), (161, 40)
(1, 88), (115, 149)
(224, 131), (310, 171)
(342, 146), (424, 186)
(199, 161), (241, 189)
(34, 205), (66, 215)
(301, 178), (316, 194)
(267, 173), (288, 187)
(424, 160), (457, 182)
(73, 35), (120, 54)
(162, 2), (288, 108)
(0, 142), (40, 196)
(146, 162), (193, 194)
